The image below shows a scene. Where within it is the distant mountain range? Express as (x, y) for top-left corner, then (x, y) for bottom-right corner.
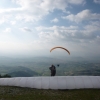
(8, 71), (37, 77)
(0, 66), (39, 77)
(0, 56), (100, 76)
(7, 66), (40, 77)
(0, 56), (100, 66)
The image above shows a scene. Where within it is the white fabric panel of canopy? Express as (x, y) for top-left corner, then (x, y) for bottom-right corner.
(0, 76), (100, 89)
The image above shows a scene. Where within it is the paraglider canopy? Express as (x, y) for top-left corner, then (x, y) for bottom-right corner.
(50, 46), (70, 55)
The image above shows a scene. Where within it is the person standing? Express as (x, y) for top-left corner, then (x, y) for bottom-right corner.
(49, 65), (56, 76)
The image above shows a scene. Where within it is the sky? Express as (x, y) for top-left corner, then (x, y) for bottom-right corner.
(0, 0), (100, 58)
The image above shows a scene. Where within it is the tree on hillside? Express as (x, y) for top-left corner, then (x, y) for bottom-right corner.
(0, 74), (11, 78)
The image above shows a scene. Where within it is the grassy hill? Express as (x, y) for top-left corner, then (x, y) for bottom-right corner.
(0, 86), (100, 100)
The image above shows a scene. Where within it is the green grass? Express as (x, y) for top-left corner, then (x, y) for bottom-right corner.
(0, 86), (100, 100)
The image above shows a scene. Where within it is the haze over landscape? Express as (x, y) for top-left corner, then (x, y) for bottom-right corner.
(0, 0), (100, 77)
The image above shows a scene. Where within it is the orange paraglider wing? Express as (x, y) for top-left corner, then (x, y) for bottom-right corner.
(50, 46), (70, 55)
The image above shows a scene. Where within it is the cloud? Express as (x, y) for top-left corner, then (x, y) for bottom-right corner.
(0, 41), (37, 56)
(36, 24), (100, 44)
(3, 28), (11, 33)
(36, 25), (78, 31)
(68, 0), (86, 5)
(10, 21), (16, 25)
(20, 27), (32, 32)
(94, 0), (100, 4)
(62, 9), (100, 23)
(51, 18), (59, 23)
(0, 15), (11, 24)
(96, 35), (100, 43)
(36, 25), (78, 41)
(35, 23), (100, 57)
(0, 0), (86, 23)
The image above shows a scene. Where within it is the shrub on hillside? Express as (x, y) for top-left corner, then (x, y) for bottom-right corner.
(0, 74), (11, 78)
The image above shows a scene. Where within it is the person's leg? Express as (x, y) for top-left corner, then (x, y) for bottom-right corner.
(53, 70), (56, 76)
(51, 72), (53, 76)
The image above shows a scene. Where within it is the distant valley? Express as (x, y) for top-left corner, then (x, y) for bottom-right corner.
(0, 56), (100, 77)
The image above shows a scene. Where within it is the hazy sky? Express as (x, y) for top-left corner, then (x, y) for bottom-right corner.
(0, 0), (100, 58)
